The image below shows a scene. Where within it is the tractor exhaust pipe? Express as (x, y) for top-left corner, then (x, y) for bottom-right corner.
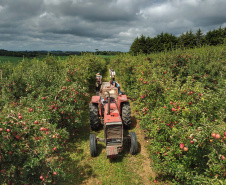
(107, 92), (110, 115)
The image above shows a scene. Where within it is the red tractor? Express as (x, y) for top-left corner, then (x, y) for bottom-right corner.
(89, 82), (138, 158)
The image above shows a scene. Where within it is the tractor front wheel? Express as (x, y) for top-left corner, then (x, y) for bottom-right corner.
(129, 132), (138, 155)
(89, 103), (101, 131)
(89, 134), (97, 157)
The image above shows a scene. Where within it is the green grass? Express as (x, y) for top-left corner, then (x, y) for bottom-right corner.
(0, 55), (116, 65)
(0, 56), (24, 64)
(0, 55), (71, 65)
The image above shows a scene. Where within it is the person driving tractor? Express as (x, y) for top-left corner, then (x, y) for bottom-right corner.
(107, 80), (122, 95)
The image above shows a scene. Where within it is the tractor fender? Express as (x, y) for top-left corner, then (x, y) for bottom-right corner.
(91, 96), (101, 103)
(117, 95), (128, 115)
(91, 96), (102, 117)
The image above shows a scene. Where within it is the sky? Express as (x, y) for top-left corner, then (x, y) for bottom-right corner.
(0, 0), (226, 52)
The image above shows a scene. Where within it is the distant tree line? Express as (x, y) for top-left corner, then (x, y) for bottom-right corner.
(0, 49), (123, 58)
(0, 50), (82, 57)
(92, 50), (122, 55)
(130, 26), (226, 54)
(0, 50), (40, 57)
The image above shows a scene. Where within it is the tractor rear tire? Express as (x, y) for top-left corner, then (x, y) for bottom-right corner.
(89, 134), (97, 157)
(89, 103), (101, 131)
(122, 102), (131, 129)
(129, 132), (138, 155)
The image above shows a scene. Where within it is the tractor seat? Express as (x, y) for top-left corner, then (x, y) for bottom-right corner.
(103, 97), (115, 103)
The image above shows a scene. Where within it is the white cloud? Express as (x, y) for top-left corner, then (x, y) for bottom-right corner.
(0, 0), (225, 51)
(0, 5), (4, 12)
(39, 12), (48, 18)
(43, 0), (63, 5)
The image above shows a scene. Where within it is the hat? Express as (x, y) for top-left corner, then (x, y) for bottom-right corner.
(96, 73), (100, 76)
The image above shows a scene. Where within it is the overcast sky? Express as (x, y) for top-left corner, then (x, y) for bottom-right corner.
(0, 0), (226, 52)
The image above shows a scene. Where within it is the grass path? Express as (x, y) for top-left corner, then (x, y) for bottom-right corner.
(58, 69), (155, 185)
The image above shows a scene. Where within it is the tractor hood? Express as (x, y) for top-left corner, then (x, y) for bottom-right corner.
(104, 103), (121, 124)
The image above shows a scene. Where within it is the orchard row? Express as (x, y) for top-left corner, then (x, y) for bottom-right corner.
(111, 45), (226, 184)
(0, 55), (106, 185)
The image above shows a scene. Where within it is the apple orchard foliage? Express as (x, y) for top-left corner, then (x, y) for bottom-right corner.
(111, 45), (226, 184)
(0, 55), (106, 184)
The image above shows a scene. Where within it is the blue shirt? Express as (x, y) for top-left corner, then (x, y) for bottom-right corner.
(112, 81), (120, 87)
(96, 75), (102, 78)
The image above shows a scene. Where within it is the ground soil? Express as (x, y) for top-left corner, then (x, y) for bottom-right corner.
(128, 115), (156, 185)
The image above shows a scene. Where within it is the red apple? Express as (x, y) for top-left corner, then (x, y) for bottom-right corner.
(211, 133), (216, 137)
(224, 132), (226, 137)
(18, 115), (23, 119)
(222, 155), (225, 160)
(53, 172), (57, 176)
(215, 134), (220, 139)
(7, 129), (10, 132)
(180, 143), (184, 149)
(184, 147), (188, 152)
(0, 128), (3, 132)
(28, 108), (33, 112)
(34, 120), (38, 124)
(40, 176), (43, 180)
(190, 140), (194, 144)
(1, 169), (7, 173)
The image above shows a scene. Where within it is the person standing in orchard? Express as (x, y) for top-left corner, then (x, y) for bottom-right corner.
(96, 72), (102, 94)
(110, 68), (116, 81)
(109, 67), (112, 73)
